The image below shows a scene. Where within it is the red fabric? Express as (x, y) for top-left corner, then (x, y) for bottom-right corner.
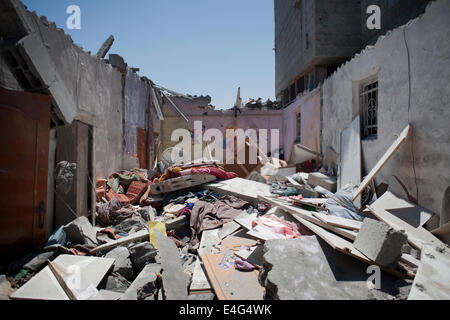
(96, 187), (106, 202)
(180, 166), (237, 180)
(106, 189), (131, 206)
(125, 181), (148, 205)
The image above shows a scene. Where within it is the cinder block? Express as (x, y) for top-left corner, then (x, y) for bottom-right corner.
(354, 218), (407, 266)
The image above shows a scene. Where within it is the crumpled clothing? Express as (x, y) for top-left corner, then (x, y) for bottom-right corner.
(234, 257), (256, 271)
(99, 227), (128, 240)
(125, 181), (149, 205)
(55, 161), (77, 195)
(190, 196), (248, 247)
(177, 207), (192, 218)
(251, 215), (304, 239)
(325, 184), (365, 221)
(180, 166), (237, 180)
(158, 165), (237, 182)
(96, 197), (135, 227)
(163, 189), (222, 206)
(270, 182), (300, 197)
(107, 169), (148, 193)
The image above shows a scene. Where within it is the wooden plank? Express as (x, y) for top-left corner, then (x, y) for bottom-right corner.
(312, 212), (363, 231)
(339, 116), (361, 207)
(200, 253), (264, 300)
(258, 195), (357, 241)
(353, 125), (410, 201)
(399, 253), (420, 268)
(367, 205), (444, 250)
(408, 245), (450, 300)
(137, 128), (148, 169)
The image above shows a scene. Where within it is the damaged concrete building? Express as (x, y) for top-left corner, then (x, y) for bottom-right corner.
(0, 0), (449, 302)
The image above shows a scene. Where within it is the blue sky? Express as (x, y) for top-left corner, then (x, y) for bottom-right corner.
(21, 0), (275, 109)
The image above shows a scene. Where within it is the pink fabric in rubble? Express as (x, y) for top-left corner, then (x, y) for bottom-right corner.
(252, 215), (302, 239)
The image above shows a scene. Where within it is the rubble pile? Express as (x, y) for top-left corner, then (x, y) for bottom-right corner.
(0, 127), (449, 300)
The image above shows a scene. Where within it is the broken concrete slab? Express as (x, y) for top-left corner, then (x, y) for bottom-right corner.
(121, 263), (161, 300)
(105, 247), (134, 281)
(90, 289), (123, 300)
(10, 255), (115, 300)
(64, 216), (98, 246)
(247, 171), (267, 184)
(105, 273), (130, 293)
(408, 245), (450, 300)
(207, 177), (271, 205)
(129, 242), (157, 271)
(188, 292), (215, 300)
(354, 218), (407, 266)
(154, 229), (188, 300)
(307, 172), (337, 193)
(259, 236), (397, 300)
(17, 33), (76, 123)
(23, 251), (57, 272)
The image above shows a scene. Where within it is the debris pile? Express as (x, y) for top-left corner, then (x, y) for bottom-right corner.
(1, 125), (449, 300)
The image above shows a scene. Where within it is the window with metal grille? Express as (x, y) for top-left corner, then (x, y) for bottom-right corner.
(360, 79), (378, 139)
(295, 113), (302, 144)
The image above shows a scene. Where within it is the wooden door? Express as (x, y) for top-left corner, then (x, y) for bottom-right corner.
(137, 127), (148, 169)
(0, 88), (51, 260)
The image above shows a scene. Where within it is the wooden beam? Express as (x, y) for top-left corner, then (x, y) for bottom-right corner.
(353, 125), (410, 201)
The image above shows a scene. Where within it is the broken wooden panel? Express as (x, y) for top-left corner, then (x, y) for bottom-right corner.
(200, 253), (264, 300)
(0, 88), (51, 259)
(55, 120), (93, 228)
(137, 127), (148, 169)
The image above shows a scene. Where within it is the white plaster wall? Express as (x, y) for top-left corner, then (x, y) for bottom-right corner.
(321, 0), (450, 218)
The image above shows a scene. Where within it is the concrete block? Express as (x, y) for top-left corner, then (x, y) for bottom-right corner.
(307, 172), (337, 193)
(64, 216), (98, 246)
(154, 229), (189, 300)
(121, 263), (161, 300)
(354, 219), (408, 266)
(129, 242), (157, 270)
(114, 215), (148, 233)
(23, 251), (57, 272)
(105, 273), (131, 293)
(259, 236), (397, 300)
(105, 247), (134, 281)
(259, 236), (395, 300)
